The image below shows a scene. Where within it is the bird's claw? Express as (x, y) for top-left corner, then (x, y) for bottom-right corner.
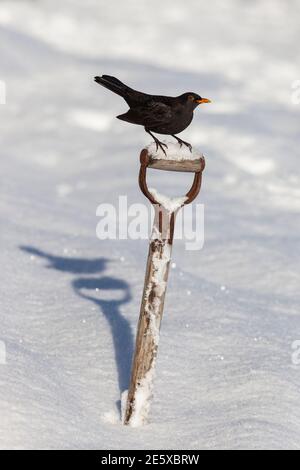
(155, 140), (168, 155)
(158, 142), (168, 156)
(181, 142), (192, 152)
(172, 136), (192, 152)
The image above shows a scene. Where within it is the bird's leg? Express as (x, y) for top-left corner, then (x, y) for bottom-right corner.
(146, 129), (168, 156)
(172, 135), (193, 152)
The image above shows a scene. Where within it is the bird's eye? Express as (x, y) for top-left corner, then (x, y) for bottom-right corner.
(188, 95), (194, 101)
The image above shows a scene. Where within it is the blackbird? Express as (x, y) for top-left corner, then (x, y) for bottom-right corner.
(94, 75), (211, 154)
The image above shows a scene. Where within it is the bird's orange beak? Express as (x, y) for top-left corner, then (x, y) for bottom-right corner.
(196, 98), (211, 104)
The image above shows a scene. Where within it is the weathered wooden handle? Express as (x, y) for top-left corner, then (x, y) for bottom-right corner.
(123, 147), (205, 426)
(140, 148), (205, 173)
(139, 149), (205, 207)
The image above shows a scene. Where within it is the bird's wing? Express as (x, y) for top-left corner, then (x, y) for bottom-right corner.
(141, 101), (174, 130)
(117, 101), (173, 128)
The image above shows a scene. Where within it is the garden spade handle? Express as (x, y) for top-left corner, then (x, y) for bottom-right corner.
(124, 148), (205, 426)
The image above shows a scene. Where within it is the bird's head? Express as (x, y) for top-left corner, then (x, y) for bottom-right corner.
(180, 92), (211, 109)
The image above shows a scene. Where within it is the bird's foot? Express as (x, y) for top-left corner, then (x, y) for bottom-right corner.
(173, 136), (193, 153)
(155, 139), (168, 156)
(145, 129), (168, 156)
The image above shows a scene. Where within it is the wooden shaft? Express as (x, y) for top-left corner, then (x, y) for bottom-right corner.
(124, 207), (176, 426)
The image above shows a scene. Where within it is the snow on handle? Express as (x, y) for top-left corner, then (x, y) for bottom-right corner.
(149, 188), (187, 213)
(146, 142), (205, 173)
(147, 141), (203, 161)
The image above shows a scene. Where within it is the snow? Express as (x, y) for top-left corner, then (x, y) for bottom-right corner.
(120, 390), (128, 424)
(149, 188), (187, 212)
(127, 365), (157, 428)
(0, 0), (300, 450)
(147, 141), (203, 161)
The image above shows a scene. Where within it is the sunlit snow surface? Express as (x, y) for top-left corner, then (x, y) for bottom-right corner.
(0, 0), (300, 450)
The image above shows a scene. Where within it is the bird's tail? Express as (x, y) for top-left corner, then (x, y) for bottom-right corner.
(94, 75), (133, 99)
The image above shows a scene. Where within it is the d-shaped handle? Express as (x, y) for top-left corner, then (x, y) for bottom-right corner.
(139, 148), (205, 207)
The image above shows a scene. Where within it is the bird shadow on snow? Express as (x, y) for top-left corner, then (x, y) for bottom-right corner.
(20, 245), (134, 414)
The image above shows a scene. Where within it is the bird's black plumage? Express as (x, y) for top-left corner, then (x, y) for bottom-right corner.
(94, 75), (211, 153)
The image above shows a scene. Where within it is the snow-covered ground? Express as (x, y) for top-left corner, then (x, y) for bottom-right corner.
(0, 0), (300, 450)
